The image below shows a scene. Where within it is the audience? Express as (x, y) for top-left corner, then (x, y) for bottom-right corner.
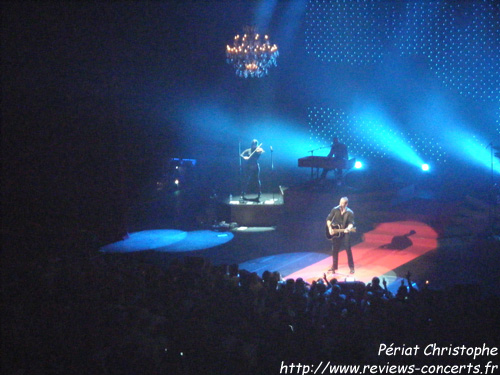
(3, 252), (499, 375)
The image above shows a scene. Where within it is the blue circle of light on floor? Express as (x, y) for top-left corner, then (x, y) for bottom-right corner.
(100, 229), (233, 253)
(163, 230), (234, 252)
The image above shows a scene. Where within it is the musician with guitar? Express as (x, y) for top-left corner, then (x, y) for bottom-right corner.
(326, 196), (355, 274)
(240, 139), (264, 200)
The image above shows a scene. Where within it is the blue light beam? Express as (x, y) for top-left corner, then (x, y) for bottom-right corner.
(355, 104), (424, 169)
(442, 128), (500, 174)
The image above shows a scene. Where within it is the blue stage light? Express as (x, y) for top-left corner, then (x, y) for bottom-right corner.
(442, 127), (500, 174)
(354, 103), (425, 168)
(100, 230), (234, 253)
(307, 105), (440, 168)
(421, 163), (430, 172)
(244, 118), (315, 168)
(354, 161), (363, 169)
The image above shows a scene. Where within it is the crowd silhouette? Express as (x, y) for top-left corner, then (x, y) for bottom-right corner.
(3, 250), (499, 375)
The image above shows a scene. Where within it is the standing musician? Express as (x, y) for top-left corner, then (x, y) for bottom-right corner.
(240, 139), (264, 200)
(326, 196), (355, 274)
(320, 137), (348, 180)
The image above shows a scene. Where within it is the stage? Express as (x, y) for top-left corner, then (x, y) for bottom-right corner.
(102, 179), (500, 296)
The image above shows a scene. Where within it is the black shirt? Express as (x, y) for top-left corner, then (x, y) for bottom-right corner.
(327, 205), (354, 229)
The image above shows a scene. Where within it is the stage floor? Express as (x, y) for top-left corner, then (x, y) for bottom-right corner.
(105, 183), (500, 296)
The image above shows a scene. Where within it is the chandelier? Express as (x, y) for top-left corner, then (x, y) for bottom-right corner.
(226, 26), (279, 78)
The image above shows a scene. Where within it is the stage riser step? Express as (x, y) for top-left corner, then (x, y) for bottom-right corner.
(230, 204), (284, 227)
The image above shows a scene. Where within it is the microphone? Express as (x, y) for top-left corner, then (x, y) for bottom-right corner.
(270, 146), (273, 152)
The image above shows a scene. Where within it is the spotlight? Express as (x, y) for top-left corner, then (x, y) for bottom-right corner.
(421, 163), (430, 172)
(354, 161), (363, 169)
(174, 179), (180, 185)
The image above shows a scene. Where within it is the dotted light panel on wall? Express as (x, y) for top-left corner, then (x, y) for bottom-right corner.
(305, 0), (398, 64)
(496, 109), (500, 136)
(305, 0), (500, 103)
(399, 1), (500, 102)
(307, 107), (447, 163)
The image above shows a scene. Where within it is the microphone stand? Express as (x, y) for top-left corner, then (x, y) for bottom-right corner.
(486, 142), (499, 234)
(307, 145), (330, 155)
(307, 146), (332, 181)
(238, 141), (243, 199)
(306, 146), (330, 179)
(270, 146), (274, 201)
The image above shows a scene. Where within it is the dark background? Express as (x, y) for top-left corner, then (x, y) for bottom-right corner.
(3, 1), (499, 251)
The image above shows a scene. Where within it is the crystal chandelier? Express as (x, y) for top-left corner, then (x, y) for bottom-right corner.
(226, 26), (279, 78)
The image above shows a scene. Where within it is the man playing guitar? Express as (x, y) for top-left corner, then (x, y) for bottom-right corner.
(326, 196), (355, 274)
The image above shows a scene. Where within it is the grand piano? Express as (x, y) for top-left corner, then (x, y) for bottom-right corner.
(298, 156), (356, 179)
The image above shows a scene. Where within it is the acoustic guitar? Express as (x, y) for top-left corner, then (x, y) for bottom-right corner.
(326, 224), (356, 239)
